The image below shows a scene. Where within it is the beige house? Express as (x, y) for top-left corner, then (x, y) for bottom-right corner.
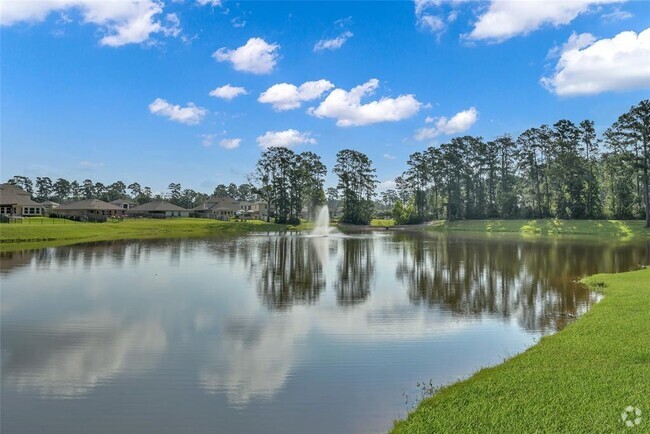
(110, 198), (137, 210)
(251, 201), (272, 221)
(55, 199), (125, 221)
(0, 183), (44, 216)
(130, 201), (189, 218)
(194, 197), (256, 220)
(40, 200), (60, 215)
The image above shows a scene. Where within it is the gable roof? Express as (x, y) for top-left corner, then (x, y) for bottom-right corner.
(130, 201), (188, 212)
(0, 184), (42, 207)
(110, 198), (136, 205)
(57, 199), (123, 211)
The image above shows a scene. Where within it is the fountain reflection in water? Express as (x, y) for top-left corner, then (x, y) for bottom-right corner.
(311, 206), (332, 236)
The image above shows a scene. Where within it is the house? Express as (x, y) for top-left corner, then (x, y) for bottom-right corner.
(55, 199), (125, 221)
(251, 201), (272, 221)
(110, 198), (137, 210)
(40, 200), (60, 215)
(193, 197), (241, 220)
(129, 201), (189, 218)
(0, 183), (44, 216)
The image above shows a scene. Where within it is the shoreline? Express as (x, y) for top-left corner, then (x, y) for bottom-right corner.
(391, 267), (650, 433)
(1, 218), (648, 252)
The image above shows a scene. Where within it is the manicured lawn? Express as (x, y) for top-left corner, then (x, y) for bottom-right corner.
(0, 218), (287, 251)
(428, 219), (650, 241)
(371, 218), (396, 227)
(392, 267), (650, 433)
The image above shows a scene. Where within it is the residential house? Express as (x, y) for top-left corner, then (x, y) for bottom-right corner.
(55, 199), (125, 221)
(110, 198), (137, 210)
(40, 200), (60, 215)
(129, 201), (189, 218)
(251, 201), (272, 221)
(0, 183), (44, 216)
(193, 197), (244, 220)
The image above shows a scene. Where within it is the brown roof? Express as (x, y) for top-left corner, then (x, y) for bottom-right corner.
(130, 201), (188, 212)
(0, 184), (42, 207)
(57, 199), (123, 211)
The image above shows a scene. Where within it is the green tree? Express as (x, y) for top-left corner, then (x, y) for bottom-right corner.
(334, 149), (377, 225)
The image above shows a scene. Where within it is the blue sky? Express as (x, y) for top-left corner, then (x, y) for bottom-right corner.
(1, 0), (649, 193)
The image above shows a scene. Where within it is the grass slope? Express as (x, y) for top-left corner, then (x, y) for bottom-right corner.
(0, 218), (286, 252)
(392, 268), (650, 433)
(428, 219), (649, 241)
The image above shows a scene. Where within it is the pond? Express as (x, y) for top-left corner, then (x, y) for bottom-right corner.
(1, 231), (648, 433)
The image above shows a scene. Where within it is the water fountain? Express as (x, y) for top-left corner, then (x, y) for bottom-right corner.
(311, 205), (332, 236)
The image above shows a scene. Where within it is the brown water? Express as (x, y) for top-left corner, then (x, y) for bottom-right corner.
(1, 231), (648, 433)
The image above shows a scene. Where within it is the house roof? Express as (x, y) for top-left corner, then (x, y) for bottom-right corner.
(194, 197), (241, 212)
(130, 201), (188, 212)
(40, 200), (60, 206)
(0, 184), (42, 207)
(57, 199), (123, 211)
(110, 198), (136, 205)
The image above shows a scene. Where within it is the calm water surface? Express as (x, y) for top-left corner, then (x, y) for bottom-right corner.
(1, 231), (648, 433)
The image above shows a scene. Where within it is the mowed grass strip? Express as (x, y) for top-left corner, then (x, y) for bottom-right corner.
(0, 218), (286, 251)
(391, 267), (650, 433)
(428, 219), (650, 241)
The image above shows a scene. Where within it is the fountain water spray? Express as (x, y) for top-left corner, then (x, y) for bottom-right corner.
(312, 205), (332, 236)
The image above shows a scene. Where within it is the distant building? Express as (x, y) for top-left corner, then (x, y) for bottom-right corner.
(0, 183), (44, 216)
(110, 198), (137, 210)
(130, 201), (189, 218)
(55, 199), (125, 221)
(39, 200), (60, 215)
(193, 197), (271, 221)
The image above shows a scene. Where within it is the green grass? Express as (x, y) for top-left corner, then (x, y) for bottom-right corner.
(0, 218), (287, 252)
(392, 267), (650, 433)
(371, 218), (396, 227)
(427, 219), (650, 241)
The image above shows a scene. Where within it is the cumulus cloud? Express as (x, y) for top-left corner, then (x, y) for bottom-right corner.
(314, 30), (353, 51)
(0, 0), (180, 47)
(415, 107), (478, 140)
(148, 98), (207, 125)
(256, 129), (316, 149)
(209, 84), (248, 100)
(466, 0), (624, 42)
(219, 138), (242, 150)
(308, 79), (422, 127)
(541, 28), (650, 96)
(213, 37), (280, 74)
(258, 80), (334, 111)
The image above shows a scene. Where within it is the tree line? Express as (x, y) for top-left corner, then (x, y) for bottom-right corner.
(6, 100), (648, 226)
(391, 100), (649, 227)
(4, 176), (259, 210)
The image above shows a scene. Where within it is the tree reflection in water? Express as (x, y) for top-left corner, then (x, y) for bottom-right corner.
(251, 235), (327, 310)
(335, 236), (375, 306)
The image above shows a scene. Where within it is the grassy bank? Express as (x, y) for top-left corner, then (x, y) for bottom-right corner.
(392, 267), (650, 433)
(0, 218), (287, 252)
(427, 219), (649, 241)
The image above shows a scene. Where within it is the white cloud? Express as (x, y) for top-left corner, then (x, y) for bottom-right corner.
(466, 0), (625, 42)
(209, 84), (248, 100)
(79, 160), (104, 169)
(378, 180), (397, 191)
(0, 0), (180, 47)
(148, 98), (207, 125)
(415, 107), (478, 140)
(542, 28), (650, 96)
(197, 0), (222, 6)
(219, 138), (242, 150)
(256, 129), (316, 149)
(314, 30), (353, 51)
(601, 7), (632, 21)
(419, 14), (445, 32)
(213, 37), (280, 74)
(384, 153), (396, 160)
(308, 79), (422, 127)
(258, 80), (334, 111)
